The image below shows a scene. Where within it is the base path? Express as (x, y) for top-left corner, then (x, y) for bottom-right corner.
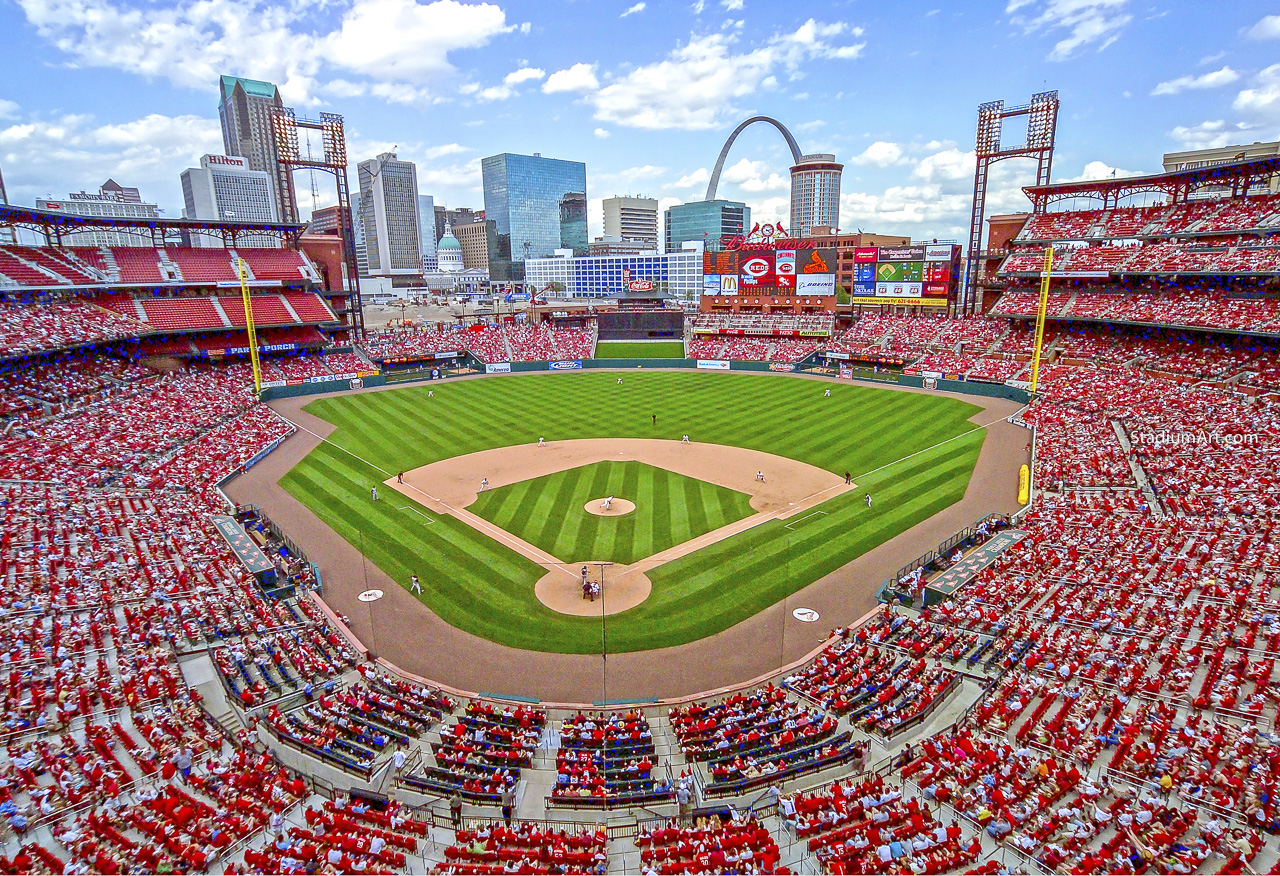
(228, 371), (1030, 702)
(383, 438), (855, 616)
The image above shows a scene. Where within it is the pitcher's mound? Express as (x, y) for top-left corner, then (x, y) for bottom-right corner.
(584, 497), (636, 517)
(535, 564), (651, 616)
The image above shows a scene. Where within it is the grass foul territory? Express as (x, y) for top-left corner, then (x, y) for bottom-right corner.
(280, 370), (985, 653)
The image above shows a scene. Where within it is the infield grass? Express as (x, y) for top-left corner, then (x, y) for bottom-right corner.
(469, 460), (755, 565)
(280, 370), (987, 653)
(594, 341), (686, 359)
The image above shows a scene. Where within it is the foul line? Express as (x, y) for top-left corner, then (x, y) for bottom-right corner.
(397, 505), (435, 524)
(275, 415), (575, 577)
(275, 401), (1024, 576)
(784, 510), (828, 530)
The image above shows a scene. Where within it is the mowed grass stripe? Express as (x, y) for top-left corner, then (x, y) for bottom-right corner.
(283, 371), (993, 652)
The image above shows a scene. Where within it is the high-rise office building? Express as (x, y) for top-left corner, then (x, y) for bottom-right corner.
(789, 153), (843, 238)
(434, 206), (481, 246)
(357, 152), (422, 277)
(603, 196), (659, 250)
(37, 180), (160, 247)
(180, 154), (278, 247)
(480, 152), (587, 281)
(664, 199), (750, 252)
(452, 219), (490, 271)
(217, 75), (296, 223)
(418, 193), (438, 272)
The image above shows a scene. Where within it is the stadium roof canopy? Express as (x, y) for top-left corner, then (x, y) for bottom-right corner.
(1023, 156), (1280, 211)
(0, 202), (307, 247)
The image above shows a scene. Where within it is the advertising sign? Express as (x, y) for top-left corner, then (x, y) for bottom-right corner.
(797, 274), (836, 294)
(703, 276), (721, 293)
(486, 363), (512, 373)
(924, 261), (951, 283)
(799, 249), (834, 274)
(876, 281), (923, 298)
(720, 275), (739, 294)
(924, 244), (954, 262)
(879, 244), (927, 261)
(775, 250), (796, 282)
(854, 263), (876, 285)
(853, 246), (879, 263)
(696, 359), (731, 370)
(769, 363), (796, 372)
(739, 253), (775, 288)
(627, 279), (655, 292)
(839, 365), (854, 379)
(876, 261), (924, 283)
(548, 360), (583, 371)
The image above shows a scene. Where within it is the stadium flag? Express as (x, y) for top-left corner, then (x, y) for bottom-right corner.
(1018, 465), (1030, 504)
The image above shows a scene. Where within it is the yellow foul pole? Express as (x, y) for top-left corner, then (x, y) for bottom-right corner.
(238, 258), (262, 394)
(1028, 247), (1053, 394)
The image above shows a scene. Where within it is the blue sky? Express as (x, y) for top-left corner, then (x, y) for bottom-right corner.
(1, 0), (1278, 243)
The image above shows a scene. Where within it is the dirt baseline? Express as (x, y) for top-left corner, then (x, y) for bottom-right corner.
(383, 439), (855, 616)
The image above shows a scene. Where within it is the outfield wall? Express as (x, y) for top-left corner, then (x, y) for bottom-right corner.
(259, 356), (1032, 405)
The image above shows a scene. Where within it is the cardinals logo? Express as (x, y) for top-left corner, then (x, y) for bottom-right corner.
(802, 250), (829, 273)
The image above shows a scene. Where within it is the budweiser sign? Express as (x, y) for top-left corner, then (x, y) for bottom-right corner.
(721, 221), (817, 251)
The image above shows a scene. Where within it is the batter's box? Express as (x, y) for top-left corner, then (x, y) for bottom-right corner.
(397, 505), (435, 524)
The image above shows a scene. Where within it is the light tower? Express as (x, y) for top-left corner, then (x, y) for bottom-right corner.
(963, 91), (1058, 314)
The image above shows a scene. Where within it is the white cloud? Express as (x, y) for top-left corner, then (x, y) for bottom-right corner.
(1167, 120), (1240, 150)
(1065, 160), (1144, 182)
(542, 63), (600, 93)
(504, 66), (545, 85)
(912, 147), (974, 183)
(720, 157), (787, 192)
(721, 0), (744, 9)
(673, 168), (710, 189)
(621, 2), (645, 17)
(594, 128), (611, 138)
(1244, 14), (1280, 40)
(1006, 0), (1132, 61)
(561, 21), (864, 130)
(423, 143), (471, 158)
(849, 141), (908, 167)
(14, 0), (515, 107)
(1233, 64), (1280, 122)
(1151, 66), (1239, 96)
(0, 111), (221, 211)
(0, 99), (18, 120)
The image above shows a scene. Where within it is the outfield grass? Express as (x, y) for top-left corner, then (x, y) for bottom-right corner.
(469, 460), (755, 565)
(280, 371), (987, 653)
(594, 341), (686, 359)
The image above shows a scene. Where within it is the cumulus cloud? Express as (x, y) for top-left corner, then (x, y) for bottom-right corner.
(848, 141), (908, 168)
(1151, 66), (1239, 96)
(1244, 14), (1280, 40)
(542, 63), (600, 93)
(0, 99), (19, 120)
(13, 0), (517, 106)
(1166, 120), (1252, 150)
(0, 111), (221, 209)
(1006, 0), (1132, 61)
(550, 21), (864, 130)
(594, 128), (610, 138)
(673, 167), (710, 189)
(1233, 64), (1280, 123)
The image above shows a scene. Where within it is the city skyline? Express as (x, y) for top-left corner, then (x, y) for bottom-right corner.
(0, 1), (1278, 244)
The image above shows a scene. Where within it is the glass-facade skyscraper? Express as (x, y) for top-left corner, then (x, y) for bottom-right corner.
(664, 200), (750, 253)
(481, 152), (587, 281)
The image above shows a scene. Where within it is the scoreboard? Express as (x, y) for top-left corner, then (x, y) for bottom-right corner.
(851, 243), (958, 306)
(702, 247), (838, 295)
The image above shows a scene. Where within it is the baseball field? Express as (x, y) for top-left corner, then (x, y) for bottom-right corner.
(280, 370), (987, 653)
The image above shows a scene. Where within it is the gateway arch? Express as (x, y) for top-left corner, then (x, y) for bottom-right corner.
(705, 116), (803, 202)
